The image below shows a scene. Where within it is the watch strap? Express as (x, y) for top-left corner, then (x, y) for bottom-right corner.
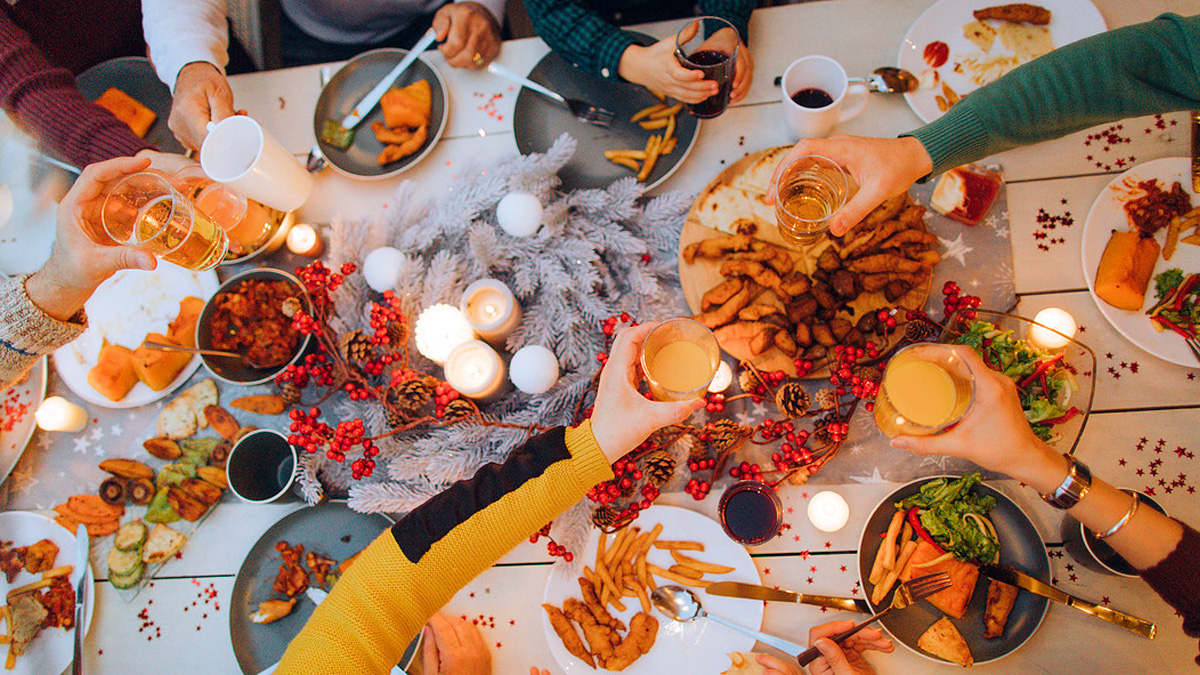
(1041, 454), (1091, 509)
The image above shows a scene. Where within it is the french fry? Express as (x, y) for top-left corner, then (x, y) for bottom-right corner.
(40, 565), (73, 580)
(639, 118), (669, 130)
(648, 563), (710, 588)
(608, 157), (640, 172)
(637, 523), (661, 590)
(649, 103), (683, 120)
(868, 544), (888, 586)
(663, 115), (676, 147)
(661, 136), (678, 154)
(604, 527), (633, 568)
(595, 557), (622, 603)
(1182, 232), (1200, 246)
(596, 531), (607, 572)
(670, 551), (735, 575)
(871, 539), (918, 605)
(637, 135), (662, 182)
(6, 577), (53, 601)
(6, 644), (13, 670)
(882, 510), (904, 570)
(604, 149), (647, 160)
(654, 540), (704, 551)
(899, 522), (913, 549)
(1165, 215), (1183, 260)
(650, 89), (666, 101)
(622, 585), (638, 598)
(631, 103), (668, 122)
(632, 578), (651, 613)
(610, 527), (640, 570)
(668, 564), (704, 579)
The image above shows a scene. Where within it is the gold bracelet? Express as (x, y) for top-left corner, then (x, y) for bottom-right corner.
(1094, 492), (1139, 539)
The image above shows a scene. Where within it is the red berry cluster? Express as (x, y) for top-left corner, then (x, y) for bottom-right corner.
(729, 461), (764, 482)
(742, 369), (785, 403)
(529, 523), (574, 562)
(754, 418), (795, 443)
(829, 343), (880, 400)
(791, 358), (816, 378)
(291, 309), (319, 336)
(875, 309), (899, 333)
(288, 407), (333, 455)
(821, 420), (851, 443)
(343, 382), (372, 402)
(276, 354), (337, 389)
(688, 456), (717, 473)
(771, 432), (813, 473)
(942, 281), (981, 319)
(369, 290), (406, 346)
(704, 393), (726, 413)
(433, 383), (460, 418)
(294, 261), (348, 304)
(685, 477), (711, 500)
(599, 312), (633, 337)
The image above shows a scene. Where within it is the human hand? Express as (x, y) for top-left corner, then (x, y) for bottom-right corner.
(134, 149), (199, 176)
(618, 23), (716, 104)
(753, 652), (802, 675)
(433, 2), (501, 69)
(421, 613), (492, 675)
(730, 42), (753, 104)
(588, 322), (705, 463)
(529, 669), (551, 675)
(765, 135), (932, 237)
(889, 346), (1068, 494)
(803, 621), (894, 675)
(169, 62), (236, 150)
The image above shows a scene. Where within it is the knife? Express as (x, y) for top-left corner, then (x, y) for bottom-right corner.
(978, 563), (1155, 639)
(1191, 111), (1200, 193)
(72, 523), (89, 675)
(707, 581), (870, 614)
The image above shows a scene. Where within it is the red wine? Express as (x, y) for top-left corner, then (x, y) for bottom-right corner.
(678, 49), (735, 119)
(719, 481), (782, 545)
(791, 87), (834, 109)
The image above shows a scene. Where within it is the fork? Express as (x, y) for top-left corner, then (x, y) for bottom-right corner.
(486, 62), (615, 128)
(307, 66), (333, 172)
(1186, 335), (1200, 365)
(795, 572), (953, 667)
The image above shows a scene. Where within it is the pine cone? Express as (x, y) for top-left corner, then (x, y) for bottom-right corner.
(280, 381), (302, 405)
(787, 469), (811, 486)
(811, 422), (833, 447)
(388, 378), (433, 411)
(645, 427), (682, 451)
(814, 388), (839, 410)
(384, 406), (408, 429)
(853, 364), (882, 383)
(442, 398), (478, 421)
(591, 504), (619, 529)
(387, 319), (409, 347)
(642, 449), (676, 487)
(705, 419), (750, 454)
(339, 330), (373, 364)
(904, 319), (939, 343)
(738, 368), (764, 394)
(775, 383), (811, 418)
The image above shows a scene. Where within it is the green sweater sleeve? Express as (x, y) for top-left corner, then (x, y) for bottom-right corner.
(908, 13), (1200, 176)
(277, 422), (612, 675)
(525, 0), (638, 81)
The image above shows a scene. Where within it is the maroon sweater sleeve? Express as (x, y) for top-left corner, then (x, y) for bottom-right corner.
(0, 12), (151, 168)
(1140, 522), (1200, 665)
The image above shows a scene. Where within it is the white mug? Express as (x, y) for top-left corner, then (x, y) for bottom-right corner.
(781, 56), (869, 140)
(200, 116), (313, 212)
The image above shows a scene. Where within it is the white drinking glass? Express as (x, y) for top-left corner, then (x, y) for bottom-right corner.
(781, 56), (869, 140)
(200, 116), (313, 212)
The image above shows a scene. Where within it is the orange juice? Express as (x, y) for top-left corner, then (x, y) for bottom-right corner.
(647, 341), (712, 393)
(874, 350), (972, 438)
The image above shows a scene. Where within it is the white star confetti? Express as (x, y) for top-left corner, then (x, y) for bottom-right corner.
(850, 467), (888, 484)
(110, 423), (124, 436)
(72, 437), (90, 454)
(937, 233), (974, 265)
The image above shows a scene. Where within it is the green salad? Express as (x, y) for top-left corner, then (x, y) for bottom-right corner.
(897, 474), (999, 564)
(1147, 268), (1199, 339)
(952, 320), (1080, 441)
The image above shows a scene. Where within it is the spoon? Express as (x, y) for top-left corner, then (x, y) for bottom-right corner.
(143, 341), (278, 370)
(849, 67), (919, 94)
(651, 585), (805, 657)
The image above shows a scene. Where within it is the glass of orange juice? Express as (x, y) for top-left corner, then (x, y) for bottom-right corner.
(100, 172), (228, 271)
(639, 318), (721, 401)
(874, 343), (974, 438)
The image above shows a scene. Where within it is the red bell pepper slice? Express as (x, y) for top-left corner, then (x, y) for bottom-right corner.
(906, 506), (944, 555)
(1018, 354), (1063, 390)
(1153, 315), (1194, 339)
(1041, 406), (1080, 426)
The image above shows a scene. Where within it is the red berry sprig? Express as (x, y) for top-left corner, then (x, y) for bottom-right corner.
(942, 281), (982, 319)
(685, 478), (711, 500)
(528, 522), (574, 562)
(729, 461), (764, 482)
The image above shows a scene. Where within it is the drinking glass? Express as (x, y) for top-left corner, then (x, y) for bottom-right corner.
(674, 16), (740, 119)
(874, 343), (975, 438)
(639, 318), (720, 401)
(171, 167), (275, 257)
(774, 154), (851, 246)
(101, 171), (228, 271)
(718, 481), (783, 546)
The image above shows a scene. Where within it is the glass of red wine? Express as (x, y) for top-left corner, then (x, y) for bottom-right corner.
(674, 16), (741, 119)
(718, 480), (783, 546)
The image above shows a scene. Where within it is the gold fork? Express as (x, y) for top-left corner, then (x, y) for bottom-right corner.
(795, 572), (953, 666)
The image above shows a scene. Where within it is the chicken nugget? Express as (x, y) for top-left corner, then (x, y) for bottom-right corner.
(543, 604), (594, 667)
(371, 121), (414, 145)
(604, 612), (659, 671)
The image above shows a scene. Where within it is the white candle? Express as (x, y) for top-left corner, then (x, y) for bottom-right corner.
(461, 279), (522, 346)
(444, 340), (508, 403)
(708, 360), (733, 393)
(807, 491), (850, 533)
(1028, 307), (1077, 351)
(35, 396), (88, 433)
(285, 223), (324, 257)
(414, 304), (477, 365)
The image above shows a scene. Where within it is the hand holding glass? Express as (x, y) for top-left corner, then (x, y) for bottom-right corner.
(675, 17), (740, 119)
(101, 172), (228, 271)
(874, 343), (974, 438)
(774, 154), (852, 245)
(639, 318), (720, 401)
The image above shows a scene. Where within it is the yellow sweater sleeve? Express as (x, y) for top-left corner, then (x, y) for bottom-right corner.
(277, 422), (611, 674)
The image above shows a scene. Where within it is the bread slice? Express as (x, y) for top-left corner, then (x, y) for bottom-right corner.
(918, 616), (973, 667)
(142, 523), (186, 564)
(157, 379), (218, 439)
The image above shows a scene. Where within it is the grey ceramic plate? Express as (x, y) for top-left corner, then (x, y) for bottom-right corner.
(513, 36), (700, 192)
(313, 48), (448, 179)
(75, 56), (185, 155)
(857, 477), (1050, 666)
(230, 501), (397, 674)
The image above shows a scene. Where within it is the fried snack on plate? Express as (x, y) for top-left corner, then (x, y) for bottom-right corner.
(88, 343), (138, 402)
(94, 87), (156, 137)
(377, 124), (428, 165)
(984, 580), (1019, 638)
(21, 540), (58, 575)
(695, 282), (759, 330)
(1094, 230), (1160, 310)
(564, 598), (616, 664)
(918, 616), (974, 666)
(231, 394), (288, 415)
(702, 278), (746, 311)
(157, 379), (218, 440)
(543, 604), (595, 667)
(605, 612), (658, 671)
(167, 296), (204, 349)
(380, 80), (432, 129)
(131, 333), (192, 391)
(901, 540), (979, 619)
(371, 121), (414, 146)
(249, 598), (297, 624)
(973, 3), (1051, 25)
(683, 233), (755, 264)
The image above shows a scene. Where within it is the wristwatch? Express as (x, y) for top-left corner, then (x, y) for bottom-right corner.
(1040, 454), (1091, 509)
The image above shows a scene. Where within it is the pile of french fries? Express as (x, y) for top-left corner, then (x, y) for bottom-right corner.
(867, 510), (918, 606)
(1, 564), (75, 668)
(1163, 205), (1200, 261)
(604, 101), (683, 182)
(583, 524), (734, 614)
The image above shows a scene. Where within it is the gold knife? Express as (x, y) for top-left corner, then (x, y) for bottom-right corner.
(1192, 111), (1200, 192)
(979, 563), (1155, 639)
(706, 581), (870, 613)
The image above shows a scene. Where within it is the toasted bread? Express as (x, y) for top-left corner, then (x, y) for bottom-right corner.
(142, 523), (186, 564)
(918, 616), (973, 666)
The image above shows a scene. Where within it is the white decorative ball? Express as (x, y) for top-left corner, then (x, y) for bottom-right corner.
(496, 192), (543, 237)
(509, 345), (560, 394)
(362, 246), (406, 292)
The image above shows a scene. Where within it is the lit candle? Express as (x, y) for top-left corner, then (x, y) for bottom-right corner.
(807, 491), (850, 532)
(414, 304), (477, 365)
(461, 279), (522, 346)
(35, 396), (88, 433)
(285, 223), (324, 257)
(1028, 307), (1077, 351)
(708, 361), (733, 393)
(444, 340), (508, 403)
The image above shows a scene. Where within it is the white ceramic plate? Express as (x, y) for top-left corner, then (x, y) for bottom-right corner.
(0, 358), (45, 486)
(1081, 157), (1200, 367)
(0, 511), (94, 675)
(541, 505), (763, 675)
(898, 0), (1106, 124)
(52, 264), (219, 408)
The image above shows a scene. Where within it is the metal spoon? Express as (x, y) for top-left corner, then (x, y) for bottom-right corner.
(142, 341), (277, 370)
(849, 67), (919, 94)
(650, 585), (805, 657)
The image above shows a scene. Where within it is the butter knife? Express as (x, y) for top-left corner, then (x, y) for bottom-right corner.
(706, 581), (870, 614)
(72, 523), (89, 675)
(979, 563), (1155, 639)
(1191, 111), (1200, 193)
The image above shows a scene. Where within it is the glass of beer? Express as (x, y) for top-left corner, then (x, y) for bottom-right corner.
(101, 172), (228, 271)
(874, 343), (975, 438)
(675, 16), (740, 119)
(774, 154), (851, 246)
(639, 318), (721, 401)
(172, 167), (274, 257)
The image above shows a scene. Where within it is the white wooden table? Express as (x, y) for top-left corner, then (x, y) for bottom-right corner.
(22, 0), (1200, 673)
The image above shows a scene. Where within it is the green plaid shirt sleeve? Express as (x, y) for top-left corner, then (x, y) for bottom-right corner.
(525, 0), (639, 81)
(699, 0), (754, 45)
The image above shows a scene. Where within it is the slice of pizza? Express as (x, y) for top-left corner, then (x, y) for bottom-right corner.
(903, 539), (979, 619)
(917, 616), (974, 667)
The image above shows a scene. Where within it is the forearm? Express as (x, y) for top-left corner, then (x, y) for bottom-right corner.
(277, 423), (613, 675)
(908, 13), (1200, 175)
(142, 0), (229, 91)
(525, 0), (635, 80)
(0, 276), (86, 389)
(697, 0), (754, 45)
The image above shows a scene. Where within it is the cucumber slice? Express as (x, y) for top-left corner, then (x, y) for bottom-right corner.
(107, 545), (142, 577)
(114, 521), (148, 552)
(109, 561), (145, 590)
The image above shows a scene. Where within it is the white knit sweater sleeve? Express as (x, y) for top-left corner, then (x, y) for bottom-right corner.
(458, 0), (507, 26)
(141, 0), (230, 91)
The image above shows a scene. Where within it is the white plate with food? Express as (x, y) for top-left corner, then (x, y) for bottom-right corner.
(53, 264), (218, 408)
(0, 357), (45, 486)
(1081, 157), (1200, 367)
(899, 0), (1106, 124)
(0, 511), (94, 675)
(541, 505), (763, 675)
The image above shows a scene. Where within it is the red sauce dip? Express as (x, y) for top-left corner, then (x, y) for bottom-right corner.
(924, 41), (949, 68)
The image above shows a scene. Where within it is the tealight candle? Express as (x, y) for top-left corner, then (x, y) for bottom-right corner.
(708, 360), (734, 393)
(807, 491), (850, 533)
(414, 304), (476, 365)
(285, 223), (324, 257)
(444, 340), (508, 403)
(1028, 307), (1077, 351)
(461, 279), (522, 346)
(35, 396), (88, 433)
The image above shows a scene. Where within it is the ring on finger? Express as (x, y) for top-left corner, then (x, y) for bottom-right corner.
(472, 52), (483, 65)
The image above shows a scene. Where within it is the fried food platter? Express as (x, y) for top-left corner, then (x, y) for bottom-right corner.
(680, 147), (937, 377)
